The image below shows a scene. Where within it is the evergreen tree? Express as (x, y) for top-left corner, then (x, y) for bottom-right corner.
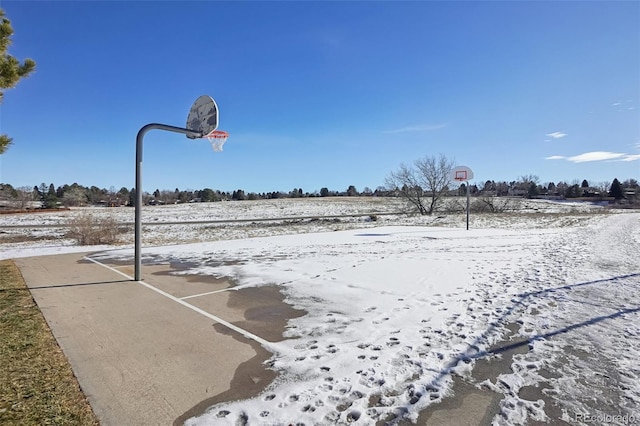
(610, 178), (623, 200)
(458, 183), (467, 197)
(232, 189), (245, 200)
(117, 187), (129, 204)
(56, 184), (67, 198)
(565, 184), (581, 198)
(581, 179), (589, 188)
(42, 183), (58, 208)
(128, 188), (136, 207)
(0, 9), (36, 154)
(200, 188), (215, 202)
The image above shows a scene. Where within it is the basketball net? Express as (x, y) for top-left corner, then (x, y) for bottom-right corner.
(204, 130), (229, 152)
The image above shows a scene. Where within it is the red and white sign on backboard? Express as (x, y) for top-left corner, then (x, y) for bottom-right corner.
(455, 170), (468, 181)
(451, 165), (474, 182)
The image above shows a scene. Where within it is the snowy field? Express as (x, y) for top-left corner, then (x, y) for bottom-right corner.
(0, 197), (607, 256)
(2, 197), (639, 425)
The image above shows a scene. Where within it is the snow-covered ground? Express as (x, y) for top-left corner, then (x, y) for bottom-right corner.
(2, 198), (638, 425)
(0, 197), (605, 257)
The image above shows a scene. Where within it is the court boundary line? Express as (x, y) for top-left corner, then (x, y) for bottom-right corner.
(181, 288), (231, 300)
(83, 256), (279, 351)
(179, 282), (270, 300)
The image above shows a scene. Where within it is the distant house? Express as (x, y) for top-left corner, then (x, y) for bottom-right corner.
(509, 188), (528, 197)
(581, 187), (601, 197)
(97, 199), (125, 207)
(623, 189), (638, 202)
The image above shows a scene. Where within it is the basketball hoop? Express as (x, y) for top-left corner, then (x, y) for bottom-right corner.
(450, 165), (474, 231)
(450, 165), (474, 182)
(203, 130), (229, 152)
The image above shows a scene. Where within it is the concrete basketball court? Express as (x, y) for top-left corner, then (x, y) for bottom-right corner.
(16, 252), (513, 426)
(15, 252), (303, 426)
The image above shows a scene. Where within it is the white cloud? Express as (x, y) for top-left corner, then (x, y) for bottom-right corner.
(547, 151), (640, 163)
(545, 132), (567, 139)
(383, 123), (447, 134)
(567, 151), (626, 163)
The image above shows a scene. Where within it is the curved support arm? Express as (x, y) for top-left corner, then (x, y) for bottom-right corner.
(134, 124), (202, 281)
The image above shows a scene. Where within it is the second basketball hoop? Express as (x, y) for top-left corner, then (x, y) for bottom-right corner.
(451, 165), (474, 231)
(451, 165), (474, 182)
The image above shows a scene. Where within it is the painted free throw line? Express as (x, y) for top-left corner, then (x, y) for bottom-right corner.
(83, 256), (279, 351)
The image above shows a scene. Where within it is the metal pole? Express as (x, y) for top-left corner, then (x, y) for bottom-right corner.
(134, 123), (202, 281)
(466, 180), (470, 230)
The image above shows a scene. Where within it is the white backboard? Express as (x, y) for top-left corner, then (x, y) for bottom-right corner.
(451, 165), (474, 182)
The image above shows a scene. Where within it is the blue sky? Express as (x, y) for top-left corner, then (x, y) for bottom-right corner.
(0, 1), (638, 194)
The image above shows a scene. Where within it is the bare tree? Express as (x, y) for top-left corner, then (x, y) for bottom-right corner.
(0, 185), (37, 209)
(386, 163), (429, 214)
(62, 187), (88, 207)
(471, 196), (515, 213)
(0, 184), (15, 208)
(518, 174), (540, 185)
(386, 154), (455, 215)
(15, 186), (37, 209)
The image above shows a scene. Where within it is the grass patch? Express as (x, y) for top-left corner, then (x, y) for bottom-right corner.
(0, 260), (98, 425)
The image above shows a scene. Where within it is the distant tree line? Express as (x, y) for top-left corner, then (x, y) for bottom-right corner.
(0, 182), (393, 209)
(0, 175), (637, 211)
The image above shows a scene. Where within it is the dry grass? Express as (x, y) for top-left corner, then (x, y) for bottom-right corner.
(66, 212), (123, 245)
(0, 260), (98, 425)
